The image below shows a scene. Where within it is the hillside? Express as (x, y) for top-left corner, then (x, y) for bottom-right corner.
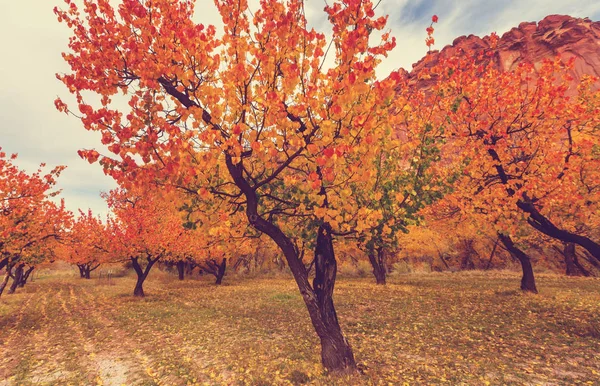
(407, 15), (600, 87)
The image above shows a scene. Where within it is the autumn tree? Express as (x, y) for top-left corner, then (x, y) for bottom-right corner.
(0, 150), (70, 296)
(59, 209), (111, 279)
(53, 0), (415, 370)
(425, 50), (600, 292)
(105, 186), (189, 297)
(352, 69), (450, 284)
(172, 193), (257, 285)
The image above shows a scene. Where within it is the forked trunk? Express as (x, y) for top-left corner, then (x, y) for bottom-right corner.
(498, 234), (537, 293)
(367, 247), (386, 285)
(78, 264), (90, 278)
(133, 276), (145, 297)
(8, 264), (24, 294)
(225, 156), (356, 372)
(19, 267), (34, 287)
(131, 256), (160, 297)
(203, 258), (227, 285)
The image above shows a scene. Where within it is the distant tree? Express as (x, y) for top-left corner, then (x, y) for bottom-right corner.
(0, 150), (70, 296)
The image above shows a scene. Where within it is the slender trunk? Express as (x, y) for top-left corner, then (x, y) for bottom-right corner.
(177, 260), (185, 280)
(225, 156), (356, 372)
(215, 258), (226, 285)
(0, 257), (8, 271)
(8, 264), (24, 294)
(0, 264), (13, 297)
(485, 238), (499, 270)
(233, 257), (245, 271)
(88, 263), (101, 278)
(186, 261), (196, 275)
(132, 258), (146, 297)
(460, 239), (477, 270)
(571, 249), (591, 277)
(19, 266), (34, 287)
(131, 256), (160, 297)
(498, 234), (537, 293)
(313, 223), (356, 369)
(579, 250), (600, 270)
(564, 242), (578, 276)
(437, 251), (450, 270)
(84, 266), (91, 279)
(367, 247), (386, 285)
(77, 264), (85, 278)
(562, 243), (591, 277)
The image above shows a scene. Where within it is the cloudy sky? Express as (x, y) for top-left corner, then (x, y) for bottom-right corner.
(1, 0), (599, 218)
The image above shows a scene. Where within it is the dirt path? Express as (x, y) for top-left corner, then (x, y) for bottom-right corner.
(0, 291), (37, 383)
(89, 286), (213, 385)
(70, 284), (157, 385)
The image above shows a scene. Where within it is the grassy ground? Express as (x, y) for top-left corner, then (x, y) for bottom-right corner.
(0, 270), (599, 385)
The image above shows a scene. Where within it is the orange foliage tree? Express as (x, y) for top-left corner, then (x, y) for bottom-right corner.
(0, 149), (71, 296)
(53, 0), (413, 370)
(59, 209), (111, 279)
(105, 186), (190, 297)
(425, 48), (600, 292)
(178, 196), (258, 285)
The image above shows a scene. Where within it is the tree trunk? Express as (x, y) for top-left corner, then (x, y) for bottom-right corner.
(225, 156), (356, 372)
(177, 260), (185, 280)
(517, 199), (600, 263)
(77, 264), (93, 279)
(564, 243), (579, 276)
(0, 264), (13, 297)
(184, 260), (194, 275)
(131, 256), (160, 297)
(202, 259), (227, 285)
(313, 223), (356, 370)
(485, 238), (499, 270)
(460, 239), (477, 270)
(19, 266), (34, 287)
(579, 250), (600, 271)
(437, 252), (450, 270)
(0, 257), (8, 271)
(8, 264), (24, 294)
(556, 243), (591, 277)
(498, 234), (537, 293)
(88, 263), (100, 279)
(215, 258), (226, 285)
(368, 247), (386, 285)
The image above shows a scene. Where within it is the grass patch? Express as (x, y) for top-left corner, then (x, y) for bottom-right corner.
(0, 272), (598, 384)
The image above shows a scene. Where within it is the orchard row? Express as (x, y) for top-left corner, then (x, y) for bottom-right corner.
(2, 0), (599, 373)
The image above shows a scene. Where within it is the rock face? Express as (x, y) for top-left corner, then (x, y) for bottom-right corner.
(409, 15), (600, 84)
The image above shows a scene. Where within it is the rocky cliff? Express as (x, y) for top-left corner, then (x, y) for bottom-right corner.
(408, 15), (600, 85)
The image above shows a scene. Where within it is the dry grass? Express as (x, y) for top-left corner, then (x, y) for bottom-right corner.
(1, 270), (599, 385)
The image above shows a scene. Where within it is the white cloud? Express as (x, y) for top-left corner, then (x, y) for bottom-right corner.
(1, 0), (598, 218)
